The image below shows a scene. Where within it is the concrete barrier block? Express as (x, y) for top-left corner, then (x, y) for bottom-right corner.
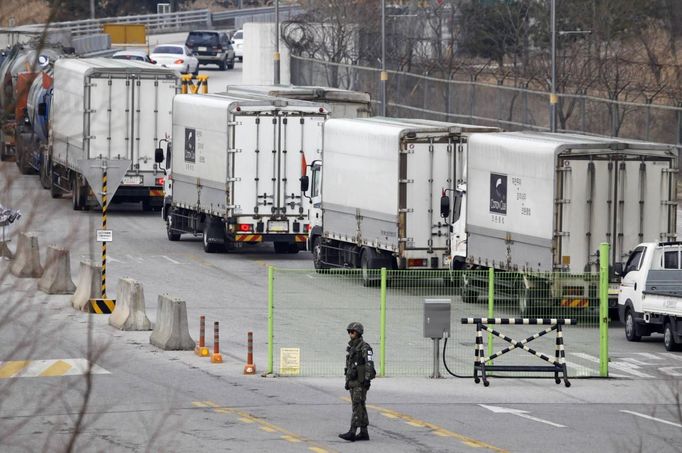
(71, 260), (102, 312)
(150, 294), (195, 351)
(10, 232), (43, 278)
(38, 246), (76, 294)
(109, 278), (151, 331)
(0, 241), (12, 260)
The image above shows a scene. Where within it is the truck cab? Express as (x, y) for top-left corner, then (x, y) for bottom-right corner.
(619, 242), (682, 351)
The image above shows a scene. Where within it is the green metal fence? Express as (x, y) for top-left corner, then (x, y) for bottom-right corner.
(267, 245), (611, 379)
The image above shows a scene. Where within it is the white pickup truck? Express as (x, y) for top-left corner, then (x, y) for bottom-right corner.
(619, 242), (682, 351)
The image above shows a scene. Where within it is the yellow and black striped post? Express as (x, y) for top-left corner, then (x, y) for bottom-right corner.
(90, 164), (115, 314)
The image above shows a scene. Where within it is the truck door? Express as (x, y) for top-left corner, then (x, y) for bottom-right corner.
(135, 76), (175, 173)
(558, 156), (673, 271)
(88, 75), (132, 161)
(619, 246), (647, 307)
(405, 140), (452, 251)
(277, 113), (324, 221)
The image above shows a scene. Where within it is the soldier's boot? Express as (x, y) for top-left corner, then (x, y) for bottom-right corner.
(338, 427), (357, 442)
(356, 427), (370, 441)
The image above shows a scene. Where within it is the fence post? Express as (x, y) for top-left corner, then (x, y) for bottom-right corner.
(487, 268), (494, 362)
(379, 267), (387, 377)
(267, 266), (274, 375)
(599, 243), (609, 377)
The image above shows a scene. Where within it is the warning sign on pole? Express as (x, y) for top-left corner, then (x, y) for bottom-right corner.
(96, 230), (113, 242)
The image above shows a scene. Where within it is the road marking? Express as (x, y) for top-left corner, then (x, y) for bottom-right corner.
(125, 255), (144, 264)
(106, 255), (123, 263)
(193, 401), (337, 452)
(571, 352), (654, 378)
(632, 353), (663, 361)
(659, 353), (682, 362)
(659, 366), (682, 377)
(620, 410), (682, 428)
(344, 398), (507, 452)
(479, 405), (566, 428)
(0, 359), (109, 379)
(619, 357), (656, 366)
(156, 255), (182, 264)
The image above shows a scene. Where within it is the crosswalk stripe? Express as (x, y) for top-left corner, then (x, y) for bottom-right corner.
(571, 353), (654, 378)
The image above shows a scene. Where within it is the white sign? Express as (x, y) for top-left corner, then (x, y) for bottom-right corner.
(96, 230), (113, 242)
(279, 348), (301, 376)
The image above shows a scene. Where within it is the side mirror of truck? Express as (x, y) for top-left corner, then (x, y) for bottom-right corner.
(38, 102), (46, 116)
(440, 194), (450, 219)
(612, 262), (624, 277)
(155, 147), (164, 164)
(300, 175), (310, 193)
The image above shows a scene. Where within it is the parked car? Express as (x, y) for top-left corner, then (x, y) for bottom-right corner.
(112, 49), (154, 63)
(150, 45), (198, 75)
(185, 30), (235, 70)
(232, 29), (243, 61)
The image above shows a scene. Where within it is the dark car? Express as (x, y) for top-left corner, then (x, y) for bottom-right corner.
(185, 30), (235, 70)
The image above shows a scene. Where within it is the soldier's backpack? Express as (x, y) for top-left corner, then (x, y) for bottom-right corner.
(366, 345), (377, 380)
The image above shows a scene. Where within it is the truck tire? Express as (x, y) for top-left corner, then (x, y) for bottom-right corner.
(71, 175), (87, 211)
(311, 236), (329, 271)
(17, 145), (34, 175)
(624, 309), (641, 342)
(166, 208), (181, 241)
(0, 143), (9, 161)
(203, 219), (224, 253)
(361, 248), (380, 287)
(40, 155), (51, 189)
(664, 322), (680, 351)
(50, 169), (62, 199)
(218, 59), (226, 71)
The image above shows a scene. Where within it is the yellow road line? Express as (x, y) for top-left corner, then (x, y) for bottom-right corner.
(0, 360), (29, 378)
(39, 360), (72, 377)
(342, 397), (508, 452)
(194, 401), (338, 453)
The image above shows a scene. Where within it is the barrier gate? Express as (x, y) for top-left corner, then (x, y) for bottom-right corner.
(461, 318), (577, 387)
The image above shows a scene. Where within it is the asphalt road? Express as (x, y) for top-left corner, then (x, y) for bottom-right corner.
(1, 30), (681, 453)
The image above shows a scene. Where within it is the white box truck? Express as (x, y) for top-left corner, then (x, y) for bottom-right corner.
(310, 117), (499, 284)
(164, 93), (328, 253)
(48, 58), (179, 210)
(618, 241), (682, 350)
(451, 132), (678, 316)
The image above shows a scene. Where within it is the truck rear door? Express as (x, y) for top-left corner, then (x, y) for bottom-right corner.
(88, 75), (131, 161)
(404, 139), (453, 252)
(557, 156), (675, 271)
(134, 75), (175, 174)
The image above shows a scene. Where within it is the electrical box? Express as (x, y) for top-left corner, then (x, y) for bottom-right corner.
(423, 298), (451, 339)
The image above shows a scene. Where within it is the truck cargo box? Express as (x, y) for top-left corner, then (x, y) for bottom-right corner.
(466, 132), (678, 273)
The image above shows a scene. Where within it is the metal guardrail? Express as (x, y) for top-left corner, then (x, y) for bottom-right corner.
(14, 6), (301, 37)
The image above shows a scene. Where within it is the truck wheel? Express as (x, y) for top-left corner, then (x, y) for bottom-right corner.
(218, 59), (226, 71)
(312, 237), (329, 271)
(0, 143), (9, 161)
(17, 146), (33, 175)
(361, 248), (380, 287)
(71, 175), (86, 210)
(166, 212), (181, 241)
(624, 309), (641, 342)
(50, 170), (62, 199)
(274, 242), (289, 254)
(203, 220), (224, 253)
(664, 322), (680, 351)
(40, 156), (51, 189)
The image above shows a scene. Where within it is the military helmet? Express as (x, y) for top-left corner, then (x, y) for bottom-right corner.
(347, 322), (364, 335)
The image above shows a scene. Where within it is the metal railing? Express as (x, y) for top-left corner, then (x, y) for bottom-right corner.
(14, 5), (301, 37)
(290, 54), (682, 149)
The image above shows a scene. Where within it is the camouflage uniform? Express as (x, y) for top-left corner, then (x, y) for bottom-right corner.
(344, 326), (374, 432)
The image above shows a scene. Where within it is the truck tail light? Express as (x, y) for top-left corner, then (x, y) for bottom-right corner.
(155, 177), (165, 186)
(407, 258), (427, 267)
(174, 59), (185, 64)
(238, 223), (253, 232)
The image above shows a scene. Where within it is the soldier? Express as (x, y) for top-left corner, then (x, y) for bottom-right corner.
(339, 322), (375, 442)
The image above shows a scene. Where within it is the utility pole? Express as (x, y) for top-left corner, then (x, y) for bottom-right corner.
(381, 0), (387, 117)
(550, 0), (557, 132)
(90, 0), (95, 19)
(274, 0), (280, 85)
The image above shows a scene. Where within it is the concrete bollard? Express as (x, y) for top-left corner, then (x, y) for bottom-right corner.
(150, 295), (195, 351)
(38, 246), (76, 294)
(0, 241), (12, 260)
(71, 261), (102, 312)
(10, 232), (43, 278)
(109, 278), (152, 331)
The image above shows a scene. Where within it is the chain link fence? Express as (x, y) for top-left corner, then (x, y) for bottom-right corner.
(267, 267), (606, 379)
(290, 55), (682, 148)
